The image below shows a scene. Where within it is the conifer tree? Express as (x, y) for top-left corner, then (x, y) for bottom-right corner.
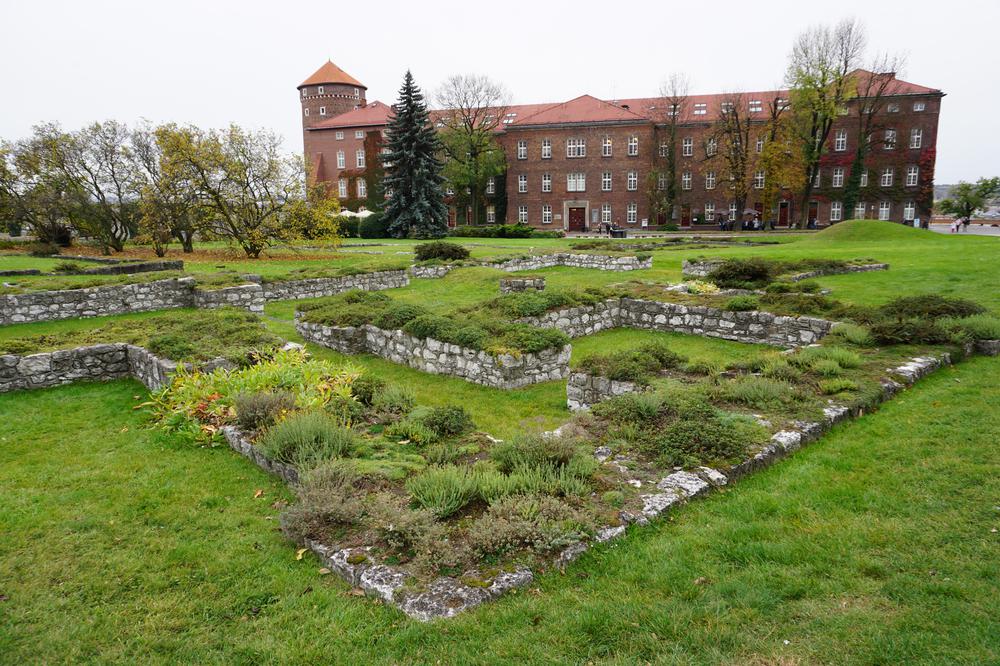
(381, 71), (448, 238)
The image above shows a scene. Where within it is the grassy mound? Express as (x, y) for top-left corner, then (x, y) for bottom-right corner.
(805, 219), (942, 244)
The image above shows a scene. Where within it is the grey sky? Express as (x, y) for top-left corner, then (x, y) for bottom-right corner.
(1, 0), (996, 182)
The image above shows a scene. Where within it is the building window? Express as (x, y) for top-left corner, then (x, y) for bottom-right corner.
(753, 170), (765, 189)
(335, 131), (344, 140)
(904, 201), (916, 220)
(541, 139), (552, 159)
(354, 88), (359, 97)
(542, 204), (552, 224)
(880, 167), (893, 187)
(302, 88), (308, 97)
(831, 201), (842, 221)
(729, 202), (738, 221)
(592, 203), (607, 224)
(855, 201), (866, 219)
(337, 179), (347, 198)
(602, 136), (612, 157)
(445, 187), (454, 196)
(355, 130), (364, 139)
(319, 106), (327, 116)
(721, 101), (734, 113)
(884, 129), (896, 150)
(627, 202), (637, 224)
(705, 202), (715, 220)
(486, 205), (496, 224)
(832, 167), (844, 188)
(913, 102), (926, 112)
(681, 171), (692, 190)
(567, 172), (586, 192)
(887, 103), (899, 113)
(336, 151), (345, 169)
(682, 137), (693, 157)
(516, 140), (527, 160)
(318, 86), (324, 94)
(860, 170), (869, 187)
(906, 165), (919, 187)
(566, 138), (586, 158)
(657, 172), (667, 190)
(542, 173), (552, 193)
(749, 99), (763, 113)
(659, 141), (669, 157)
(486, 178), (495, 195)
(627, 136), (638, 156)
(910, 128), (923, 149)
(517, 205), (528, 223)
(878, 201), (891, 220)
(601, 171), (612, 191)
(627, 171), (638, 191)
(814, 169), (821, 188)
(755, 136), (764, 153)
(834, 129), (847, 152)
(706, 137), (717, 156)
(357, 178), (367, 198)
(518, 174), (527, 193)
(304, 108), (310, 117)
(705, 171), (716, 190)
(356, 149), (365, 168)
(693, 103), (707, 115)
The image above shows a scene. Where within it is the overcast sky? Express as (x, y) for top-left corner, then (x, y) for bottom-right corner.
(1, 0), (996, 182)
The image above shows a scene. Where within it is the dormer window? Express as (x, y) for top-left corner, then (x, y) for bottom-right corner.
(693, 103), (707, 115)
(318, 86), (324, 94)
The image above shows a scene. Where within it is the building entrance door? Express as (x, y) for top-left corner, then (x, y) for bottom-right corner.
(568, 207), (586, 231)
(778, 201), (789, 226)
(808, 201), (819, 227)
(680, 204), (691, 227)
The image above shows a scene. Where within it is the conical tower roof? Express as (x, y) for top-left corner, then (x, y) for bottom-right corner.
(298, 60), (365, 89)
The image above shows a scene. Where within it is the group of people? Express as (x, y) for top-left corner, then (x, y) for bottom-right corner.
(949, 217), (971, 233)
(716, 213), (777, 231)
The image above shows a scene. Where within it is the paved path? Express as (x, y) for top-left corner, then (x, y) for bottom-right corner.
(930, 223), (1000, 236)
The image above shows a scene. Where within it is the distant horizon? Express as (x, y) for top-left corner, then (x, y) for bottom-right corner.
(2, 0), (997, 183)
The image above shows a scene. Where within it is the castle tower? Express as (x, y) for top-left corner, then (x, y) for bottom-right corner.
(297, 60), (368, 134)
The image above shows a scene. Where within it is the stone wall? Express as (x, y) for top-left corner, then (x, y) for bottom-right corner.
(0, 342), (233, 393)
(260, 270), (408, 301)
(499, 277), (545, 293)
(74, 260), (184, 276)
(194, 284), (265, 313)
(566, 371), (645, 411)
(522, 297), (834, 347)
(408, 265), (454, 279)
(0, 277), (197, 325)
(681, 258), (725, 278)
(787, 263), (890, 282)
(297, 320), (571, 389)
(488, 253), (652, 272)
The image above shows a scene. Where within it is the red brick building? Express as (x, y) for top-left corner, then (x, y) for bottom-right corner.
(299, 61), (943, 229)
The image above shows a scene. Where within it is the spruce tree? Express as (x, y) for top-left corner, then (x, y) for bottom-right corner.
(381, 71), (449, 238)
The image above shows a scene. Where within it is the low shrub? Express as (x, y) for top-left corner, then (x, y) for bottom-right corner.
(878, 294), (986, 321)
(760, 357), (803, 382)
(827, 323), (875, 347)
(413, 240), (471, 262)
(654, 405), (767, 467)
(405, 465), (479, 518)
(372, 302), (428, 329)
(366, 493), (454, 573)
(372, 385), (415, 416)
(724, 296), (760, 312)
(591, 391), (665, 426)
(351, 374), (387, 406)
(810, 359), (844, 377)
(279, 462), (364, 541)
(682, 359), (722, 376)
(449, 223), (560, 239)
(258, 412), (358, 468)
(707, 258), (775, 289)
(358, 212), (389, 238)
(577, 342), (685, 384)
(869, 318), (953, 345)
(483, 287), (610, 319)
(713, 376), (798, 409)
(52, 260), (85, 274)
(421, 405), (474, 438)
(791, 345), (863, 370)
(27, 241), (60, 257)
(941, 314), (1000, 341)
(234, 391), (295, 431)
(820, 378), (858, 395)
(384, 418), (438, 445)
(765, 280), (821, 294)
(490, 433), (580, 474)
(467, 495), (594, 557)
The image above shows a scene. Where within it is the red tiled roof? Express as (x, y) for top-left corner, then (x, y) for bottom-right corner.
(309, 101), (392, 130)
(299, 60), (365, 89)
(850, 69), (941, 96)
(510, 94), (650, 127)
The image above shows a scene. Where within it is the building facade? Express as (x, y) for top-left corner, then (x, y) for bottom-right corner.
(299, 61), (943, 229)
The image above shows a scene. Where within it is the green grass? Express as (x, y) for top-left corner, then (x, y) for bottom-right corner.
(1, 357), (996, 663)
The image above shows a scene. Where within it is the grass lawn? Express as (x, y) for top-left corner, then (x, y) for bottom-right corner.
(1, 356), (996, 663)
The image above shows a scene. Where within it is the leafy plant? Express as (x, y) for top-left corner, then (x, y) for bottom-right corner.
(940, 314), (1000, 341)
(490, 433), (579, 474)
(351, 374), (387, 406)
(421, 406), (474, 438)
(405, 465), (479, 518)
(577, 342), (685, 384)
(234, 391), (295, 431)
(724, 296), (760, 312)
(820, 378), (858, 395)
(279, 462), (364, 541)
(258, 411), (359, 468)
